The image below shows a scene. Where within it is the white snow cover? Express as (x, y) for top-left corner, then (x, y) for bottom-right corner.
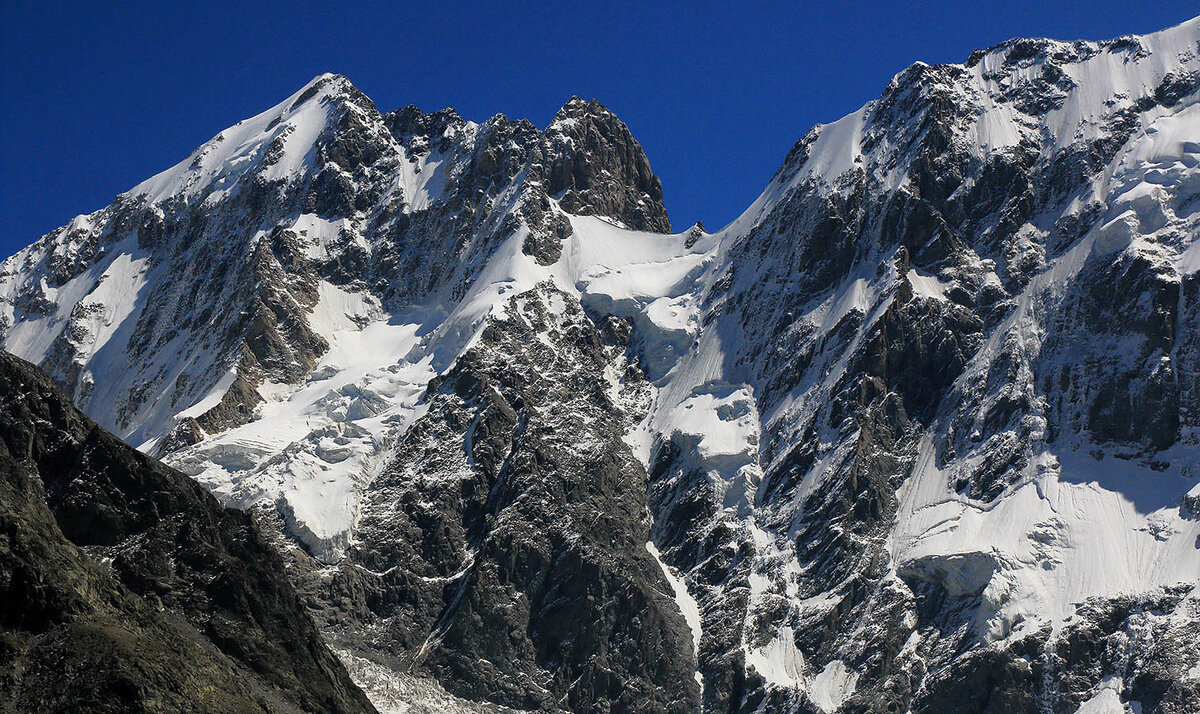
(597, 16), (1200, 703)
(971, 17), (1200, 152)
(171, 281), (435, 562)
(647, 541), (705, 689)
(744, 626), (806, 689)
(1073, 677), (1137, 714)
(905, 267), (952, 301)
(809, 660), (860, 714)
(890, 435), (1200, 639)
(877, 42), (1200, 640)
(646, 542), (703, 659)
(130, 74), (344, 203)
(2, 235), (151, 367)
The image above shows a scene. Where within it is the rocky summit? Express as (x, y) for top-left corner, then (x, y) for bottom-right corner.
(3, 15), (1200, 714)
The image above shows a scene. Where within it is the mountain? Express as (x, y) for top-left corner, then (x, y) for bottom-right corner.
(3, 15), (1200, 714)
(0, 351), (375, 713)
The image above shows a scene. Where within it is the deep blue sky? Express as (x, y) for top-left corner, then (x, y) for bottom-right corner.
(2, 2), (1196, 258)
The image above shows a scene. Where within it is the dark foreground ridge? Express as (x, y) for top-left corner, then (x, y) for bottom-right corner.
(0, 350), (376, 713)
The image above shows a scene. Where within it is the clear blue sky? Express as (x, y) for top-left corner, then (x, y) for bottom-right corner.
(2, 1), (1196, 258)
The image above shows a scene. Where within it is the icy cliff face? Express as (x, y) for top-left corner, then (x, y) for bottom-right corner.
(4, 17), (1200, 714)
(638, 18), (1200, 713)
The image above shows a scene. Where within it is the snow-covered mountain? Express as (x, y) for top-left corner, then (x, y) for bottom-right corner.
(4, 16), (1200, 714)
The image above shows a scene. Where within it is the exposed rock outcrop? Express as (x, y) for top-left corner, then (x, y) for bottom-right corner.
(0, 351), (375, 714)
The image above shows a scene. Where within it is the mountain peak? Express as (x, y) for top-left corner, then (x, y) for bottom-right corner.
(5, 17), (1199, 713)
(123, 72), (384, 206)
(547, 95), (627, 135)
(385, 103), (467, 140)
(287, 72), (373, 111)
(542, 95), (670, 232)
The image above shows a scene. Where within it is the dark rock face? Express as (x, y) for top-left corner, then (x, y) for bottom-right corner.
(0, 450), (279, 714)
(630, 21), (1200, 714)
(296, 284), (697, 712)
(0, 351), (375, 714)
(895, 586), (1200, 714)
(543, 97), (671, 233)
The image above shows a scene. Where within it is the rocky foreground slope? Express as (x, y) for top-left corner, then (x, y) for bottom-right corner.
(0, 351), (375, 713)
(3, 15), (1200, 714)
